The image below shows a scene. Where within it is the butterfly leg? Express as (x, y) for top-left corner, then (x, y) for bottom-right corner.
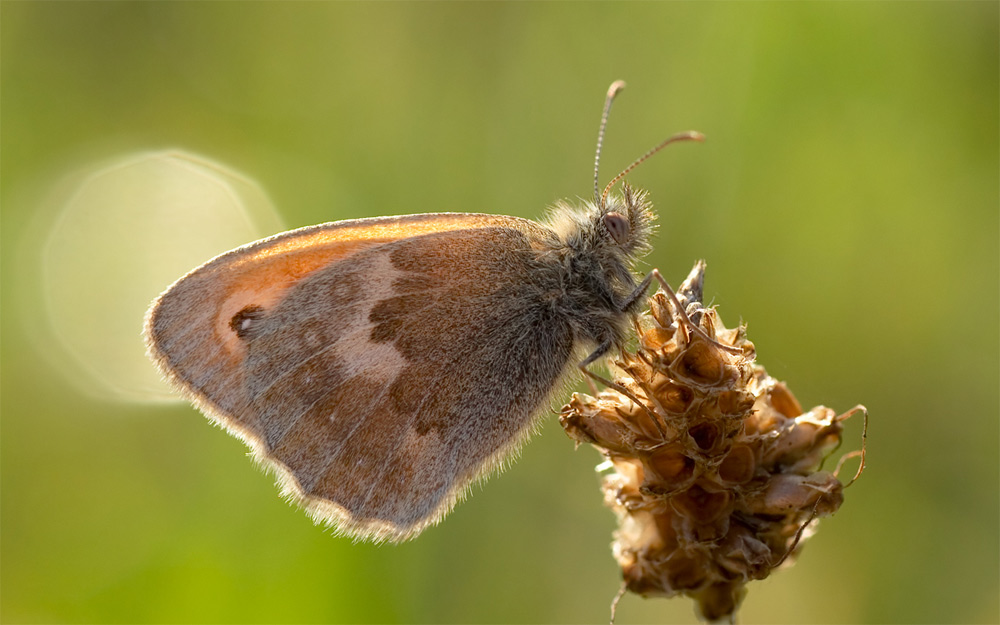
(639, 269), (744, 355)
(573, 268), (742, 440)
(577, 341), (667, 440)
(578, 339), (614, 395)
(618, 272), (655, 313)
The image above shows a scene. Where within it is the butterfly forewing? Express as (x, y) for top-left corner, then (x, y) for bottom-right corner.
(147, 213), (520, 426)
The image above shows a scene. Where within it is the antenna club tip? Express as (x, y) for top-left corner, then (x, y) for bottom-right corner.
(608, 80), (627, 98)
(686, 131), (706, 142)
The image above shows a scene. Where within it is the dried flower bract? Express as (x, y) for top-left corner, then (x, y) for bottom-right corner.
(560, 261), (865, 623)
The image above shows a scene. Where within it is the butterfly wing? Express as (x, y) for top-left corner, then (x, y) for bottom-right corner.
(147, 213), (522, 430)
(146, 213), (577, 541)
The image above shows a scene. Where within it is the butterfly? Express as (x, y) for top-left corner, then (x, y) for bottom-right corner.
(144, 81), (703, 542)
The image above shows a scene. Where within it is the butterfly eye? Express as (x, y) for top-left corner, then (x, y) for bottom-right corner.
(603, 212), (631, 245)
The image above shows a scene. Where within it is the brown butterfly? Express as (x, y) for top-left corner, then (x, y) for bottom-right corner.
(144, 81), (703, 542)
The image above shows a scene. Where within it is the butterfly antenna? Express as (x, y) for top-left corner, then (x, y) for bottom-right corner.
(600, 130), (705, 209)
(594, 80), (627, 208)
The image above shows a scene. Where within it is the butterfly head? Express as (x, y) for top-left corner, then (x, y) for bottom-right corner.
(599, 181), (655, 258)
(545, 182), (655, 283)
(553, 80), (702, 303)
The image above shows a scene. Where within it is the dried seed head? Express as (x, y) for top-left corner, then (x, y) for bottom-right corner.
(560, 261), (865, 623)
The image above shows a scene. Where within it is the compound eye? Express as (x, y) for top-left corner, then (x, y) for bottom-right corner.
(603, 212), (631, 245)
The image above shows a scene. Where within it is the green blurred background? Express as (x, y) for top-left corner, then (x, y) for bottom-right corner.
(2, 3), (997, 624)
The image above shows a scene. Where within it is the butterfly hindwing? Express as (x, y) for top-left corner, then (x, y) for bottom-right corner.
(146, 212), (579, 541)
(241, 225), (578, 540)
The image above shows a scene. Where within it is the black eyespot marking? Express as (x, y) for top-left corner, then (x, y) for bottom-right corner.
(230, 305), (266, 340)
(604, 212), (631, 245)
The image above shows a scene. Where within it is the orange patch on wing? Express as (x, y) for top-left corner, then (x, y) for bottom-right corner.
(213, 240), (395, 358)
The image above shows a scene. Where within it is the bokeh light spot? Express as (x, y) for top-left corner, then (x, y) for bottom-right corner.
(40, 150), (285, 403)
